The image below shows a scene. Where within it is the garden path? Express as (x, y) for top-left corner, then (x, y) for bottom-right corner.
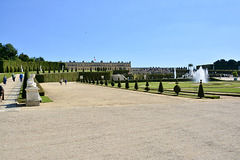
(0, 74), (22, 112)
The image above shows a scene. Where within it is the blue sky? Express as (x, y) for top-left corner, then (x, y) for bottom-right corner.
(1, 0), (240, 67)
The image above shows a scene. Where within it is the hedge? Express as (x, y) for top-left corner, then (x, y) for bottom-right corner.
(34, 77), (45, 96)
(0, 60), (65, 73)
(36, 71), (113, 83)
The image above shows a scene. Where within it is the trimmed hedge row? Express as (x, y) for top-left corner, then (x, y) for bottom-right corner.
(36, 71), (113, 83)
(0, 60), (65, 73)
(34, 78), (45, 96)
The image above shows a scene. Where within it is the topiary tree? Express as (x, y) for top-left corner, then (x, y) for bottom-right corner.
(100, 78), (104, 85)
(37, 67), (39, 74)
(75, 67), (77, 72)
(111, 78), (115, 87)
(118, 78), (121, 88)
(43, 68), (45, 73)
(145, 80), (150, 91)
(125, 80), (129, 89)
(22, 68), (29, 98)
(174, 79), (181, 96)
(48, 67), (51, 73)
(96, 79), (99, 85)
(158, 80), (164, 93)
(134, 80), (139, 90)
(232, 71), (238, 77)
(92, 79), (95, 84)
(105, 78), (108, 86)
(198, 79), (204, 98)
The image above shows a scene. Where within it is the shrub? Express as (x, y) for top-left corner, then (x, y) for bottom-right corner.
(134, 80), (139, 90)
(105, 78), (108, 86)
(158, 80), (164, 93)
(145, 80), (150, 91)
(118, 78), (121, 88)
(96, 79), (99, 85)
(22, 69), (29, 98)
(198, 80), (204, 98)
(100, 79), (104, 85)
(125, 80), (129, 89)
(174, 80), (181, 96)
(111, 78), (115, 87)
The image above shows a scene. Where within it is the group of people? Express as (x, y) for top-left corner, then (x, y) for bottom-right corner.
(59, 78), (67, 85)
(0, 73), (24, 102)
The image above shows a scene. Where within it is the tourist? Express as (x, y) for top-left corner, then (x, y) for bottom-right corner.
(3, 75), (7, 85)
(0, 85), (4, 102)
(19, 73), (23, 82)
(60, 78), (63, 85)
(65, 79), (67, 85)
(12, 73), (16, 82)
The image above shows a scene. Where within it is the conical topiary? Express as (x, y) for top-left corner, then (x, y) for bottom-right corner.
(134, 80), (138, 90)
(100, 79), (104, 85)
(96, 79), (99, 85)
(198, 80), (204, 98)
(37, 67), (39, 74)
(118, 78), (121, 88)
(125, 80), (129, 89)
(145, 80), (150, 91)
(22, 68), (29, 98)
(174, 79), (181, 96)
(105, 78), (108, 86)
(158, 80), (164, 93)
(111, 78), (115, 87)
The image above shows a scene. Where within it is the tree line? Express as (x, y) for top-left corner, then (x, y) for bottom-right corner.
(0, 43), (45, 62)
(213, 59), (240, 70)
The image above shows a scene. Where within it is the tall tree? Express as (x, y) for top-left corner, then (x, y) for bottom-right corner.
(0, 43), (18, 60)
(19, 53), (29, 62)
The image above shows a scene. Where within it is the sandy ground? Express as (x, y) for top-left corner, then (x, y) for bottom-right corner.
(1, 82), (240, 160)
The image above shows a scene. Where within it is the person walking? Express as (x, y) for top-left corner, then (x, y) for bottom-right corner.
(12, 73), (16, 82)
(0, 85), (4, 102)
(60, 78), (63, 85)
(3, 75), (7, 85)
(19, 73), (23, 82)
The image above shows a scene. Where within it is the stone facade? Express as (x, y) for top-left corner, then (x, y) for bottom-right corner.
(66, 61), (131, 71)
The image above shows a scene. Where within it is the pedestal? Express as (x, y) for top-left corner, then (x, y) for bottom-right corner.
(25, 87), (42, 106)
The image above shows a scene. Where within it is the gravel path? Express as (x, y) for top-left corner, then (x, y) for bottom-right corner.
(1, 82), (240, 160)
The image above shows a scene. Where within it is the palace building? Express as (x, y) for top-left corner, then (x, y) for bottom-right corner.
(66, 61), (131, 71)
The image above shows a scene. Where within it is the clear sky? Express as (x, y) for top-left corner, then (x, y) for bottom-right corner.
(1, 0), (240, 67)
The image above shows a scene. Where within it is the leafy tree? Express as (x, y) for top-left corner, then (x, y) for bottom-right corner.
(34, 57), (45, 61)
(232, 71), (238, 77)
(134, 80), (138, 90)
(125, 80), (129, 89)
(198, 80), (204, 98)
(0, 43), (18, 60)
(174, 79), (181, 96)
(158, 80), (164, 93)
(19, 53), (30, 62)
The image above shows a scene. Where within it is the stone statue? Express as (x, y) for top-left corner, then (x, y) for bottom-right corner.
(27, 74), (37, 88)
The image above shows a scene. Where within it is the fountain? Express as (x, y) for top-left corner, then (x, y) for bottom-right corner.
(174, 68), (177, 79)
(192, 66), (209, 83)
